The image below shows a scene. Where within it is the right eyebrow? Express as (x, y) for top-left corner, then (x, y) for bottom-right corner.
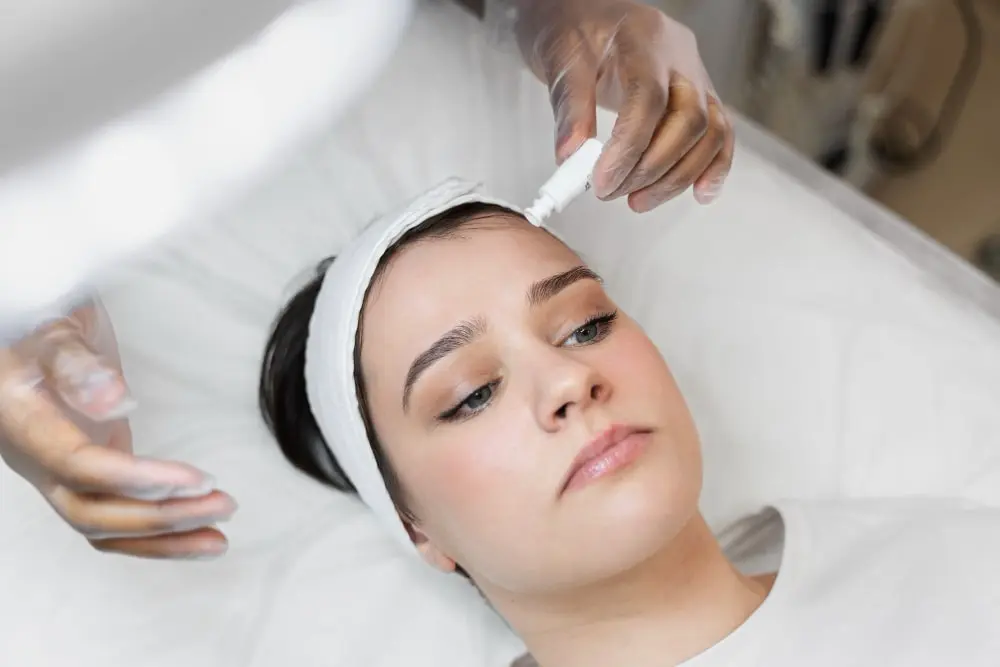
(402, 317), (486, 411)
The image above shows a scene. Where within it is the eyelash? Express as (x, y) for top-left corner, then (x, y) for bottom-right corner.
(436, 310), (619, 423)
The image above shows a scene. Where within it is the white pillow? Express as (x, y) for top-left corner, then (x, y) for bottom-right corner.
(3, 2), (1000, 666)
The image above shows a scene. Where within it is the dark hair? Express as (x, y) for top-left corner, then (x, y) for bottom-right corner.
(259, 203), (516, 548)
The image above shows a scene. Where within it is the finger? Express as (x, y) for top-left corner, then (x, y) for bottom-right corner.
(551, 65), (599, 163)
(693, 104), (736, 204)
(604, 73), (709, 201)
(592, 68), (668, 199)
(0, 350), (211, 498)
(32, 318), (135, 422)
(49, 487), (237, 540)
(91, 527), (229, 560)
(627, 99), (728, 213)
(105, 418), (134, 455)
(544, 33), (600, 163)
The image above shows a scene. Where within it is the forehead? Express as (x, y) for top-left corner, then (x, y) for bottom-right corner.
(373, 216), (581, 312)
(359, 216), (584, 359)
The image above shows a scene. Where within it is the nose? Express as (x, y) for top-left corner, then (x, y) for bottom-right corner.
(534, 349), (611, 431)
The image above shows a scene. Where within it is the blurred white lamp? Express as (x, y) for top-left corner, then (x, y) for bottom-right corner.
(0, 0), (414, 339)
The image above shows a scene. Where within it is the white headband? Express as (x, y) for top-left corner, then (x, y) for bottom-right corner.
(304, 178), (524, 555)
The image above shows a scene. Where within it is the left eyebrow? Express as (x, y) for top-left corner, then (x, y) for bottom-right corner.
(527, 266), (603, 307)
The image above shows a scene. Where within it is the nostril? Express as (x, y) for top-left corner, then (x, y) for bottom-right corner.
(555, 404), (568, 419)
(590, 385), (601, 400)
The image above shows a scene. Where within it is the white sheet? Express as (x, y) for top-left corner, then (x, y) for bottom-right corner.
(2, 1), (999, 666)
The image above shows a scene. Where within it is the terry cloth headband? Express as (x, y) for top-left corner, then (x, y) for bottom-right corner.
(304, 178), (528, 554)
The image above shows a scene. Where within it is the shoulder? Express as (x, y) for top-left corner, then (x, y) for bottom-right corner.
(721, 497), (1000, 576)
(765, 499), (1000, 661)
(776, 498), (1000, 599)
(777, 497), (1000, 543)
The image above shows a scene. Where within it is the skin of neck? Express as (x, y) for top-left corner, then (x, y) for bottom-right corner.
(483, 513), (769, 667)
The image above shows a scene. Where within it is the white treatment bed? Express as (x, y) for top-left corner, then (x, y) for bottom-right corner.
(2, 2), (999, 666)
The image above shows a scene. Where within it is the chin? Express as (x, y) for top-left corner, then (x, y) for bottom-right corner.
(567, 459), (702, 578)
(591, 429), (701, 522)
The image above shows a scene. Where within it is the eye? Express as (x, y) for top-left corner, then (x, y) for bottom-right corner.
(438, 381), (499, 422)
(564, 311), (618, 347)
(465, 385), (493, 410)
(569, 321), (601, 344)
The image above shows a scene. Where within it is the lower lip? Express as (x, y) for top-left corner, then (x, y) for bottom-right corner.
(564, 432), (649, 493)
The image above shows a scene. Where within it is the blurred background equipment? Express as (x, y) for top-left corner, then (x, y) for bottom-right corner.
(662, 0), (1000, 277)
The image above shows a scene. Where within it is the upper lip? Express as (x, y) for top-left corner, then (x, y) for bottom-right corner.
(559, 423), (647, 493)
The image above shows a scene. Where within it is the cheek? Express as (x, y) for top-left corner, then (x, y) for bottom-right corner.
(604, 325), (683, 404)
(399, 419), (542, 536)
(600, 323), (701, 471)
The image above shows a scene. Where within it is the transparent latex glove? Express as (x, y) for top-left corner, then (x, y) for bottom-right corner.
(0, 300), (236, 560)
(507, 0), (735, 211)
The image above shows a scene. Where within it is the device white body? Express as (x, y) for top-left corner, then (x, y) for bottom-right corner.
(524, 138), (605, 226)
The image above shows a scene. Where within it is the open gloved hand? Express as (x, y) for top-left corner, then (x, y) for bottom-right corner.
(0, 300), (235, 560)
(511, 0), (734, 211)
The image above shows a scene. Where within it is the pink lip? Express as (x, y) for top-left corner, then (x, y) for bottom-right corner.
(560, 424), (651, 494)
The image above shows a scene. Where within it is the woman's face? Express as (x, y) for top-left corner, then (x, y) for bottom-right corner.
(360, 214), (702, 594)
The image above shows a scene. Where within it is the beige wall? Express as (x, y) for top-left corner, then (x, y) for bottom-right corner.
(867, 0), (1000, 261)
(654, 0), (999, 262)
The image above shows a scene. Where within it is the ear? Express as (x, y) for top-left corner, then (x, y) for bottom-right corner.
(405, 521), (457, 574)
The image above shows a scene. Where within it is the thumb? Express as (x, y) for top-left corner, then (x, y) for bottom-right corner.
(30, 318), (134, 422)
(548, 58), (599, 164)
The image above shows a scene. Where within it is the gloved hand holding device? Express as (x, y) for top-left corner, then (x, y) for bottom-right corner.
(504, 0), (734, 211)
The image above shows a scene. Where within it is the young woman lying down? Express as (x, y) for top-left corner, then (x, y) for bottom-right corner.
(259, 179), (1000, 667)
